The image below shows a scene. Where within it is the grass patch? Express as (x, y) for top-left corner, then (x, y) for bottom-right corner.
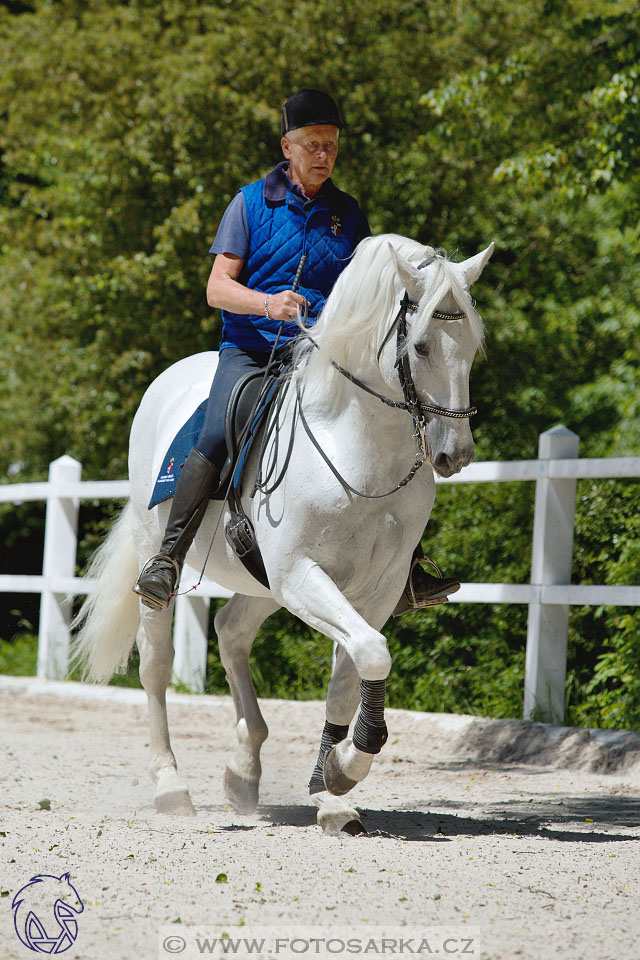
(0, 631), (38, 676)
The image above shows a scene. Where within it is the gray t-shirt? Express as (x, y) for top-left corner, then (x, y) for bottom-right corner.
(209, 193), (251, 258)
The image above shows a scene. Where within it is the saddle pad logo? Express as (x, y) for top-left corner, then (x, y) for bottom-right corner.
(158, 457), (176, 486)
(330, 215), (342, 237)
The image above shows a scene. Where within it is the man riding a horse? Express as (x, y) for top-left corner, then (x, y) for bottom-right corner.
(132, 88), (459, 614)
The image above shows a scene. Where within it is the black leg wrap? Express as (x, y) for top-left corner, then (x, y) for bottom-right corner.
(308, 722), (349, 795)
(352, 679), (388, 755)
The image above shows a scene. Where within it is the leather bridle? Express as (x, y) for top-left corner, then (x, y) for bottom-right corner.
(334, 254), (478, 425)
(286, 254), (479, 499)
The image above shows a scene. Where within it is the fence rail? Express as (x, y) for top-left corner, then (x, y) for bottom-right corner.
(1, 425), (639, 723)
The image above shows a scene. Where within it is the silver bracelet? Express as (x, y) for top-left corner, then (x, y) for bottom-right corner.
(264, 294), (272, 319)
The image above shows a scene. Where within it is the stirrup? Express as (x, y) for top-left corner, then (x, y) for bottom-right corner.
(392, 554), (458, 617)
(132, 554), (182, 611)
(421, 555), (444, 579)
(407, 556), (450, 609)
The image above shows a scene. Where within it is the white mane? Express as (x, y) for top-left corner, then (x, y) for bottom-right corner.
(292, 233), (483, 408)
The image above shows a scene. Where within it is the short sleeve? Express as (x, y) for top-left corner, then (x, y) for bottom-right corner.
(209, 193), (250, 258)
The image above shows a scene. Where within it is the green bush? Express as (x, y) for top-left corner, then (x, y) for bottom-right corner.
(0, 630), (38, 676)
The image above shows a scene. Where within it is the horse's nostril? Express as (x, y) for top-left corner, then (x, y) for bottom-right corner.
(432, 445), (475, 477)
(432, 453), (455, 477)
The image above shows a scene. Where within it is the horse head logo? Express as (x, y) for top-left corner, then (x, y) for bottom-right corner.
(12, 872), (84, 954)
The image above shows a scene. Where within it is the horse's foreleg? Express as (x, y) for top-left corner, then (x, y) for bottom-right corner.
(322, 677), (387, 797)
(310, 642), (368, 835)
(137, 605), (196, 816)
(214, 593), (280, 814)
(278, 563), (390, 811)
(278, 561), (392, 680)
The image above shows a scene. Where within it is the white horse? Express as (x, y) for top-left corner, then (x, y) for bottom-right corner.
(73, 233), (493, 835)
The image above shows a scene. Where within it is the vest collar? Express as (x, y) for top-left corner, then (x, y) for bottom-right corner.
(264, 161), (336, 207)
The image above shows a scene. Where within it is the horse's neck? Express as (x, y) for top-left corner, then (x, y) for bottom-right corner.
(294, 363), (413, 454)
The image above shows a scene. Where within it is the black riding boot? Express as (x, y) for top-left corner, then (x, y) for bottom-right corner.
(393, 547), (460, 617)
(133, 448), (220, 610)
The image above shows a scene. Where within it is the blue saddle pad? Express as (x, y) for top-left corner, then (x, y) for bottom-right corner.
(148, 402), (215, 509)
(148, 377), (281, 510)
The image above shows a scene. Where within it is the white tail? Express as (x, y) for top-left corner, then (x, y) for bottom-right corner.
(71, 501), (141, 682)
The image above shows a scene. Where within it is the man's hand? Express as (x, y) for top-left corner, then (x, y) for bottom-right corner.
(267, 290), (308, 322)
(207, 255), (309, 322)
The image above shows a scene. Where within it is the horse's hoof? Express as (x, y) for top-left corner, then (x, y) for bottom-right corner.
(224, 766), (259, 815)
(313, 790), (365, 836)
(323, 744), (359, 796)
(154, 786), (196, 816)
(341, 819), (367, 836)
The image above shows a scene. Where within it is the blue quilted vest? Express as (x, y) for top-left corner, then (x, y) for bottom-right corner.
(220, 163), (362, 352)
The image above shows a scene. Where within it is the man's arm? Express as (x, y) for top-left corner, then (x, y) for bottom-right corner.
(207, 253), (307, 323)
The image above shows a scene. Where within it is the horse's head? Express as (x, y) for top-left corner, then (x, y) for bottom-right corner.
(295, 233), (493, 477)
(382, 241), (494, 478)
(12, 872), (84, 915)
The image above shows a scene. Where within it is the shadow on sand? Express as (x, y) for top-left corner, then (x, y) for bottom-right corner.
(254, 794), (640, 843)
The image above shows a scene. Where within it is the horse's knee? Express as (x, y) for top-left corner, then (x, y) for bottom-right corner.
(348, 631), (391, 681)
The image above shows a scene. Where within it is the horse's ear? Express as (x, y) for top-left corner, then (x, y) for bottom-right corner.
(388, 243), (425, 302)
(462, 242), (495, 285)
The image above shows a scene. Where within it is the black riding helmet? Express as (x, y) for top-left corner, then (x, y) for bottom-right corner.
(281, 89), (344, 136)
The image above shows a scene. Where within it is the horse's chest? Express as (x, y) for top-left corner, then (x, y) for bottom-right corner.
(302, 506), (417, 586)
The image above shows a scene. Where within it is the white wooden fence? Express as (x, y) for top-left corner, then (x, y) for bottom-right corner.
(1, 425), (639, 723)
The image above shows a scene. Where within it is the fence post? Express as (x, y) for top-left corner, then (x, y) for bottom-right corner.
(172, 567), (210, 693)
(524, 425), (579, 724)
(37, 456), (81, 681)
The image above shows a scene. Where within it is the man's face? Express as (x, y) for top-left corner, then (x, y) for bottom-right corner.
(281, 124), (340, 192)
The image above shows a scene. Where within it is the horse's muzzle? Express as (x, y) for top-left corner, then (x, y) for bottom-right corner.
(431, 444), (475, 478)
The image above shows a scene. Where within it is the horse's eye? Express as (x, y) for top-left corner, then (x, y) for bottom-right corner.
(414, 342), (429, 357)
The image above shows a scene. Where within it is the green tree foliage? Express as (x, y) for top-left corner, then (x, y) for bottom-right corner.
(0, 0), (638, 725)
